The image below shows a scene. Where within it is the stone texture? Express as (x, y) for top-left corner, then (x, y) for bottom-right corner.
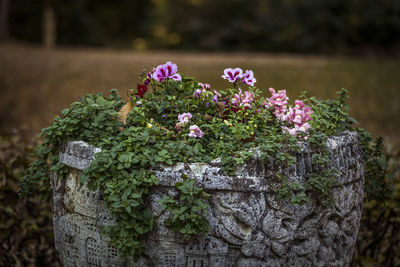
(52, 131), (364, 267)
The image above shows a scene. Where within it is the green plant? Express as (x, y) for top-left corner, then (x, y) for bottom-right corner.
(20, 62), (391, 260)
(159, 174), (210, 239)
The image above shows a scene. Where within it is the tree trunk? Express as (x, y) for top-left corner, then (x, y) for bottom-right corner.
(0, 0), (10, 42)
(42, 4), (56, 48)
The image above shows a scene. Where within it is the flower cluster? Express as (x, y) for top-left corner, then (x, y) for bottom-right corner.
(152, 61), (182, 82)
(231, 89), (255, 110)
(282, 100), (312, 137)
(193, 83), (211, 100)
(264, 88), (289, 120)
(135, 61), (313, 140)
(222, 68), (256, 86)
(264, 88), (313, 138)
(174, 113), (204, 138)
(192, 83), (221, 107)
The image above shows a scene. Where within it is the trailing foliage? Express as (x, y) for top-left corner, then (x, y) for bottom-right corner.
(20, 90), (124, 201)
(20, 64), (391, 260)
(159, 174), (210, 240)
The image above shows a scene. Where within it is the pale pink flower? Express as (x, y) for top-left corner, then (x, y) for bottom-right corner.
(178, 113), (192, 124)
(282, 123), (310, 138)
(188, 125), (204, 138)
(282, 126), (298, 136)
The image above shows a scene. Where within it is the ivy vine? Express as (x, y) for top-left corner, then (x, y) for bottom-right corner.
(20, 70), (390, 261)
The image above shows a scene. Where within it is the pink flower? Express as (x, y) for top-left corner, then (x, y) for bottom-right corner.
(242, 91), (254, 104)
(170, 73), (182, 81)
(222, 68), (243, 83)
(230, 89), (254, 111)
(282, 123), (311, 138)
(178, 113), (192, 124)
(294, 100), (305, 110)
(188, 125), (204, 138)
(152, 61), (181, 82)
(242, 70), (256, 86)
(198, 82), (210, 90)
(303, 106), (313, 121)
(265, 88), (289, 120)
(267, 88), (288, 106)
(282, 126), (298, 136)
(284, 103), (313, 125)
(193, 83), (213, 100)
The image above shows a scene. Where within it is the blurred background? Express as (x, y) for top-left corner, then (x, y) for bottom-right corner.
(0, 0), (399, 266)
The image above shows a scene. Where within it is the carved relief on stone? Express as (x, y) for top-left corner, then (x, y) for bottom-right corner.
(53, 131), (365, 266)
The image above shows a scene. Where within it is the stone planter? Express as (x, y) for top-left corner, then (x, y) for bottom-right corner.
(51, 131), (364, 267)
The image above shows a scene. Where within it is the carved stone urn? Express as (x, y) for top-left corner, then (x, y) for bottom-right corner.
(51, 131), (364, 267)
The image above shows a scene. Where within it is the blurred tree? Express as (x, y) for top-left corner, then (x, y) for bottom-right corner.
(9, 0), (42, 43)
(6, 0), (400, 54)
(0, 0), (10, 42)
(43, 0), (57, 48)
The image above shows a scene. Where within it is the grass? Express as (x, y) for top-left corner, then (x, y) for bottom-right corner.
(0, 43), (399, 147)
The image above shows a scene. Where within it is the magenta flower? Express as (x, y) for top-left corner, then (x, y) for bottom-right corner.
(152, 61), (182, 82)
(153, 64), (168, 82)
(188, 125), (204, 138)
(144, 72), (152, 85)
(164, 61), (178, 76)
(242, 70), (256, 86)
(178, 113), (192, 124)
(222, 68), (243, 83)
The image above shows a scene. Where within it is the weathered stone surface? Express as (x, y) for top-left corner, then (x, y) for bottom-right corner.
(52, 131), (364, 267)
